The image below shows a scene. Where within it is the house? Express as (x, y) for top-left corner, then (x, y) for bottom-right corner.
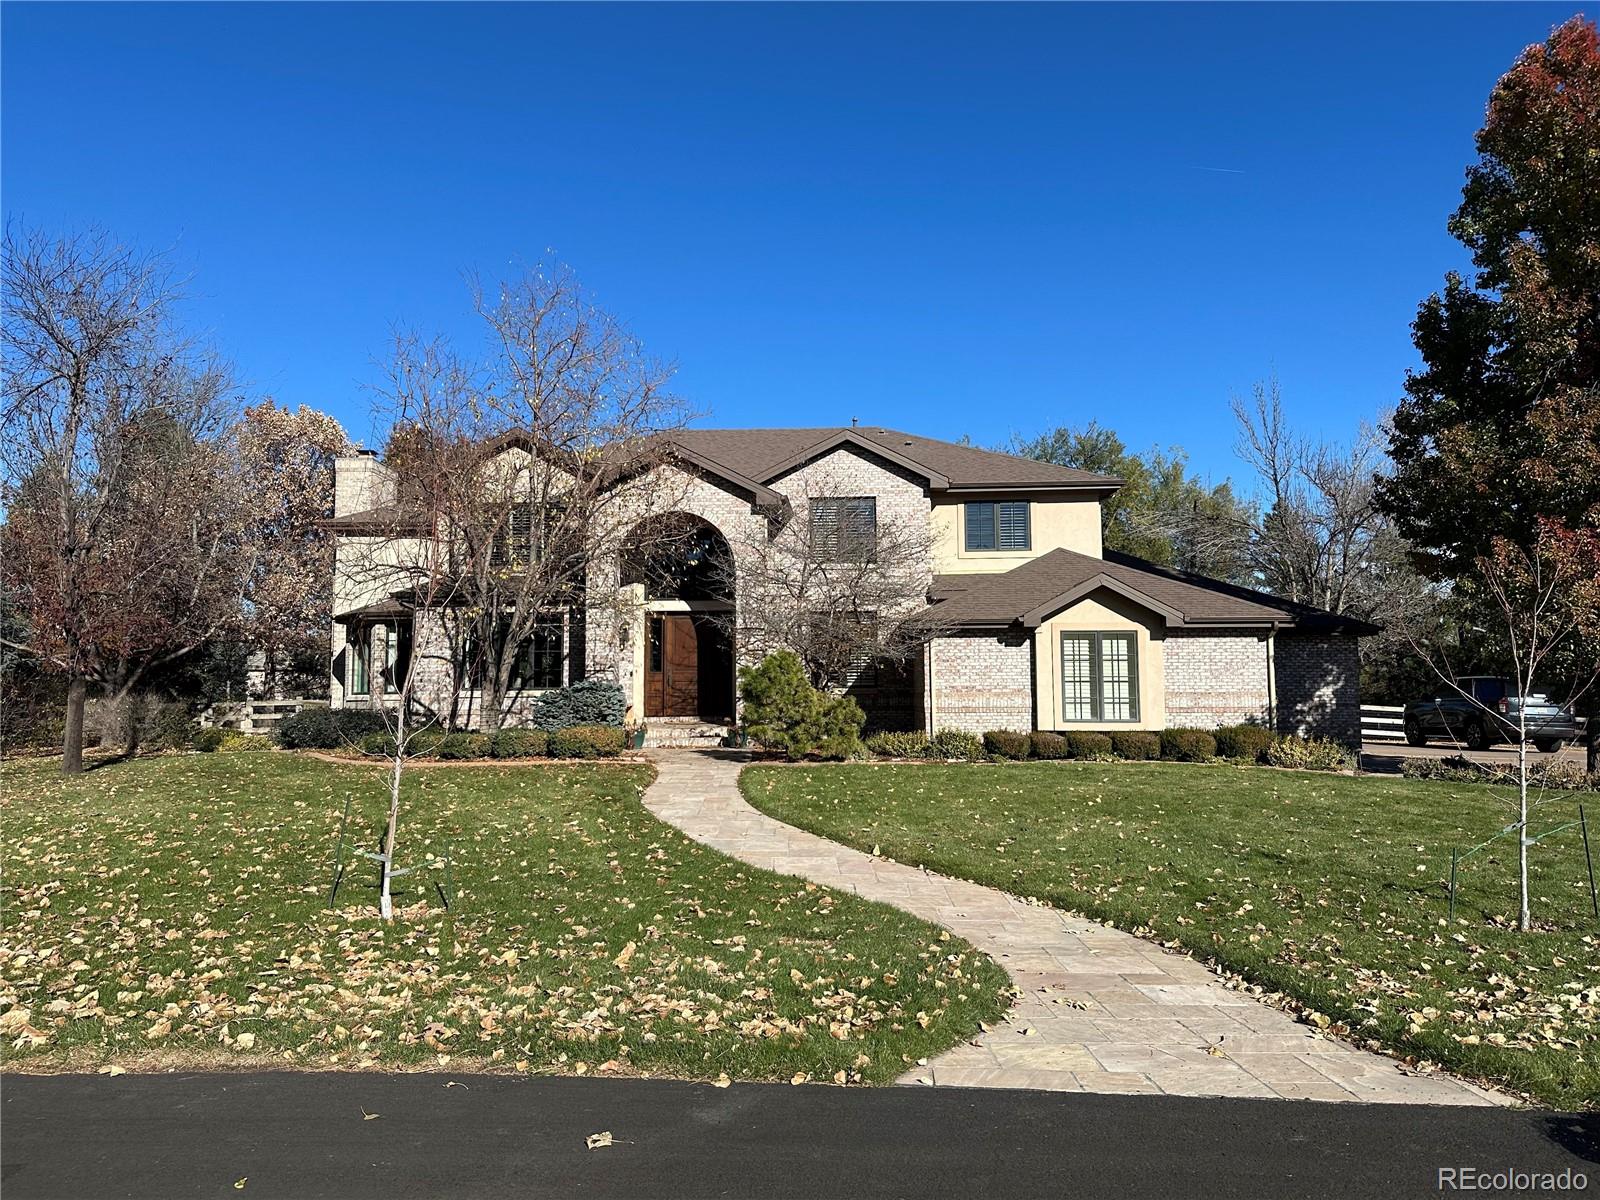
(328, 426), (1374, 745)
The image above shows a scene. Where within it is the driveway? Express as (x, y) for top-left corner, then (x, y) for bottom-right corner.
(3, 1073), (1594, 1200)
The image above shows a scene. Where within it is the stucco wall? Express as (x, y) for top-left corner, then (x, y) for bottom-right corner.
(930, 493), (1103, 575)
(1163, 629), (1271, 729)
(1033, 590), (1167, 732)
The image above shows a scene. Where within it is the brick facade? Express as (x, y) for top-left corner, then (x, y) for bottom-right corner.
(1164, 629), (1271, 729)
(1275, 632), (1361, 747)
(924, 633), (1033, 733)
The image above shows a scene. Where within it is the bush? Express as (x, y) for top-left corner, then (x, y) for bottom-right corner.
(1399, 755), (1597, 791)
(1029, 731), (1070, 760)
(1160, 727), (1217, 762)
(529, 679), (625, 731)
(149, 704), (200, 751)
(983, 730), (1032, 760)
(192, 726), (228, 753)
(739, 652), (866, 760)
(549, 724), (627, 759)
(929, 729), (984, 761)
(1110, 730), (1161, 760)
(1065, 731), (1114, 760)
(435, 733), (490, 760)
(359, 731), (398, 757)
(1213, 723), (1277, 763)
(275, 705), (388, 750)
(218, 731), (273, 751)
(1265, 735), (1354, 772)
(488, 728), (548, 759)
(409, 728), (445, 756)
(865, 731), (934, 759)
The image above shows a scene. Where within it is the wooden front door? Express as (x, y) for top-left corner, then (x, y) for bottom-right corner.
(646, 615), (698, 718)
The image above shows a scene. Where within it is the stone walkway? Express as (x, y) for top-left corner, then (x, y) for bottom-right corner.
(642, 751), (1509, 1105)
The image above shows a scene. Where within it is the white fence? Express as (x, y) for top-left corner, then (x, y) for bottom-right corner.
(1362, 703), (1588, 744)
(200, 698), (315, 735)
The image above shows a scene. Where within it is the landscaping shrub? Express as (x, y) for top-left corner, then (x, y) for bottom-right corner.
(529, 679), (625, 731)
(1213, 723), (1276, 763)
(739, 652), (865, 760)
(983, 730), (1032, 760)
(1109, 730), (1161, 760)
(1400, 755), (1598, 791)
(359, 731), (398, 757)
(1065, 731), (1114, 760)
(1029, 731), (1070, 760)
(488, 728), (548, 759)
(1160, 727), (1217, 762)
(1265, 735), (1354, 772)
(275, 705), (387, 750)
(929, 729), (984, 761)
(435, 733), (490, 760)
(865, 731), (934, 759)
(192, 727), (228, 753)
(218, 731), (273, 751)
(409, 729), (446, 756)
(549, 724), (627, 759)
(149, 704), (200, 751)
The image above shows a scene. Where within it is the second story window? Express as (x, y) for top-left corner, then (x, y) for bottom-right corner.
(810, 496), (877, 561)
(965, 501), (1030, 551)
(492, 503), (540, 568)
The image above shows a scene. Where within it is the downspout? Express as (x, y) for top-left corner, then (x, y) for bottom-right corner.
(925, 641), (937, 734)
(1266, 624), (1279, 732)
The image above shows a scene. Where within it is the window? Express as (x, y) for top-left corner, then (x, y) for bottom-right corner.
(492, 503), (541, 567)
(1060, 632), (1139, 722)
(808, 610), (878, 688)
(810, 497), (877, 561)
(520, 619), (564, 690)
(464, 617), (565, 690)
(965, 501), (1030, 551)
(350, 627), (372, 696)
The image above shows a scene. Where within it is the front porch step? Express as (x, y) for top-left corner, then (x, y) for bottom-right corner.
(642, 721), (732, 749)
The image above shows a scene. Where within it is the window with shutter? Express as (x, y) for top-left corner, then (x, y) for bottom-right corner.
(965, 501), (1031, 551)
(1060, 631), (1139, 722)
(997, 501), (1030, 549)
(810, 497), (876, 561)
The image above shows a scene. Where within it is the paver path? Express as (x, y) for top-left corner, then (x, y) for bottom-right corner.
(643, 750), (1509, 1105)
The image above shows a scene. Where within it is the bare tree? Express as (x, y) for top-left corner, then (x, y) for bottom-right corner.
(1, 225), (250, 770)
(724, 471), (945, 708)
(337, 265), (693, 918)
(1406, 520), (1600, 931)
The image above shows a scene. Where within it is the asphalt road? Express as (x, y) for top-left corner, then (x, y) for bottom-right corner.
(3, 1073), (1595, 1200)
(1361, 739), (1592, 774)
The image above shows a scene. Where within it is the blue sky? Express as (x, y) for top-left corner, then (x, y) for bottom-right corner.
(2, 2), (1578, 482)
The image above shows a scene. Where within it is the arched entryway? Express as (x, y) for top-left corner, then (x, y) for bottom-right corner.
(621, 514), (735, 722)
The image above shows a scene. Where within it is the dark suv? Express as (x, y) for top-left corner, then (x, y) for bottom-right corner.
(1403, 676), (1580, 752)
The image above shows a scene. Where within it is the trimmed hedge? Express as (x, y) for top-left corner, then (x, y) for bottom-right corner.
(549, 724), (627, 759)
(488, 728), (548, 759)
(983, 730), (1032, 760)
(865, 731), (934, 759)
(1110, 730), (1161, 760)
(929, 729), (985, 761)
(1065, 731), (1114, 759)
(1029, 731), (1070, 760)
(436, 733), (490, 760)
(529, 679), (626, 731)
(1160, 727), (1217, 762)
(1213, 723), (1276, 763)
(275, 706), (388, 750)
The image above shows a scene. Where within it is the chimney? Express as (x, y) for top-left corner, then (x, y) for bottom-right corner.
(333, 448), (395, 517)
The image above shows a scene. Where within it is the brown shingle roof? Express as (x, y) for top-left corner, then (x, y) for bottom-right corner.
(928, 548), (1378, 634)
(669, 427), (1121, 492)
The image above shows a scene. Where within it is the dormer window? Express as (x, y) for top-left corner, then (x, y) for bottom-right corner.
(965, 501), (1030, 551)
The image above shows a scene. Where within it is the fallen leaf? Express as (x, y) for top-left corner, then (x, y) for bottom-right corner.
(234, 1179), (247, 1190)
(361, 1109), (380, 1121)
(586, 1131), (614, 1150)
(98, 1065), (126, 1077)
(235, 1032), (255, 1050)
(613, 941), (636, 968)
(713, 1073), (731, 1088)
(444, 1081), (468, 1090)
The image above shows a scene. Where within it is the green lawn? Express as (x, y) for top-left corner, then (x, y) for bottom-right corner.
(743, 762), (1600, 1109)
(0, 753), (1008, 1084)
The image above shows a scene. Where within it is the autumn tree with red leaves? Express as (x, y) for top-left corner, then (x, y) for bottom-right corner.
(1379, 15), (1600, 767)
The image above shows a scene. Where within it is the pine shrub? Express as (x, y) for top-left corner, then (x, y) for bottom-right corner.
(529, 679), (625, 731)
(739, 652), (865, 760)
(275, 705), (387, 749)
